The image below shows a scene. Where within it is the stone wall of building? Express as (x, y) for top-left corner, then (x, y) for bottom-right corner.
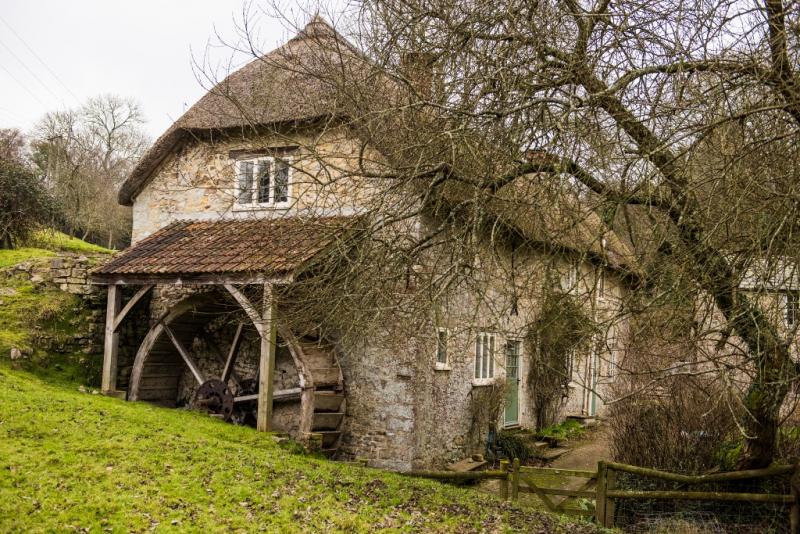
(130, 125), (383, 243)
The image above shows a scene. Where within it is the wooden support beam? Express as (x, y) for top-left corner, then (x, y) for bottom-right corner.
(221, 323), (244, 383)
(112, 285), (153, 332)
(163, 324), (205, 385)
(101, 284), (122, 394)
(224, 284), (264, 336)
(234, 387), (301, 404)
(199, 331), (243, 387)
(257, 283), (278, 432)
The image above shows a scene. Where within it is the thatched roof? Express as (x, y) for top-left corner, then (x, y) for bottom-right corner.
(437, 179), (641, 277)
(119, 17), (359, 206)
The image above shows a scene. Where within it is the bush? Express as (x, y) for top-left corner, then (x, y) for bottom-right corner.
(537, 419), (585, 441)
(608, 378), (740, 473)
(0, 161), (58, 249)
(496, 430), (534, 463)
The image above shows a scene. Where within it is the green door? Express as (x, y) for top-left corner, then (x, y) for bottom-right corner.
(504, 341), (520, 426)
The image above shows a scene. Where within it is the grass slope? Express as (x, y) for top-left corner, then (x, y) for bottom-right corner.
(0, 367), (602, 533)
(0, 230), (112, 270)
(0, 231), (110, 383)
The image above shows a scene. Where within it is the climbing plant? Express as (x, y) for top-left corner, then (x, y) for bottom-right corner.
(526, 290), (597, 430)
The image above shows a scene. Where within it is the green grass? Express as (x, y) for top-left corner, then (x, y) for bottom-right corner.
(537, 420), (586, 442)
(27, 229), (114, 254)
(0, 230), (112, 270)
(0, 367), (602, 533)
(0, 247), (55, 269)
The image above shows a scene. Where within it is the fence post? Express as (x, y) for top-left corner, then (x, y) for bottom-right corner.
(500, 459), (510, 501)
(791, 463), (799, 534)
(605, 465), (616, 527)
(596, 461), (608, 527)
(511, 458), (520, 501)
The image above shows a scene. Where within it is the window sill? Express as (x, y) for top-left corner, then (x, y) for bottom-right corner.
(434, 362), (451, 371)
(232, 203), (291, 212)
(471, 378), (498, 387)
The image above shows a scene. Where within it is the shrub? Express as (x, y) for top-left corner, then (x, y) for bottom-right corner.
(526, 291), (597, 430)
(537, 419), (585, 442)
(0, 161), (58, 249)
(608, 378), (740, 473)
(496, 430), (533, 463)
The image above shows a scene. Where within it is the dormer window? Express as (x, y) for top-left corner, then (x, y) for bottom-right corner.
(236, 157), (290, 207)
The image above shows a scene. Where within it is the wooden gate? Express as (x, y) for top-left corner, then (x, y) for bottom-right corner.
(501, 459), (597, 518)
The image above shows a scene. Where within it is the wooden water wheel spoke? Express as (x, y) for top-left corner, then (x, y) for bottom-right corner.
(163, 324), (205, 385)
(221, 322), (244, 383)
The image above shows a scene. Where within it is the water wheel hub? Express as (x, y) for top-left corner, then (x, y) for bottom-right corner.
(192, 379), (234, 421)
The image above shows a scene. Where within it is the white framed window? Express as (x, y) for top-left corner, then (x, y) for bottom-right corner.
(235, 156), (291, 207)
(474, 331), (496, 379)
(562, 262), (578, 292)
(435, 327), (449, 369)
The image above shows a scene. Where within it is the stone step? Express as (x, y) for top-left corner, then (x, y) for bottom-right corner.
(540, 447), (569, 461)
(312, 412), (344, 431)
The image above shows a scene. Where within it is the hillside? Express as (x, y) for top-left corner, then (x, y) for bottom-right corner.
(0, 367), (603, 533)
(0, 231), (112, 384)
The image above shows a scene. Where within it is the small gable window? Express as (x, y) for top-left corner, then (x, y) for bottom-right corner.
(236, 157), (291, 207)
(436, 328), (449, 365)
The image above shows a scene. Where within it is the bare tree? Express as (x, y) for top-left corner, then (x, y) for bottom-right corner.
(0, 128), (27, 165)
(32, 95), (148, 248)
(336, 0), (800, 469)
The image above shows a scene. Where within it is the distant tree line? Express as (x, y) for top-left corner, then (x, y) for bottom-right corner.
(0, 94), (148, 250)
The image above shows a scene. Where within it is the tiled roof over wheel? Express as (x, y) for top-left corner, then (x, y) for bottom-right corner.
(92, 216), (359, 280)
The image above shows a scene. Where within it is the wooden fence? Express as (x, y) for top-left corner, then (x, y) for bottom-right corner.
(406, 459), (800, 531)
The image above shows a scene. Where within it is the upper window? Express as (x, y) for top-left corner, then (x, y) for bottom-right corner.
(436, 328), (449, 365)
(475, 331), (496, 379)
(236, 157), (290, 207)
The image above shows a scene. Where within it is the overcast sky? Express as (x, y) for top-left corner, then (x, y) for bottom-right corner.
(0, 1), (345, 140)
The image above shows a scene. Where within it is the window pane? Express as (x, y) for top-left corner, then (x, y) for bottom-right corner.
(274, 160), (289, 202)
(488, 335), (495, 378)
(436, 330), (447, 364)
(475, 335), (482, 378)
(238, 161), (254, 204)
(506, 341), (519, 379)
(482, 334), (489, 378)
(257, 160), (271, 203)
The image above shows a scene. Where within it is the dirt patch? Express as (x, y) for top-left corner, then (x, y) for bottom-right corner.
(550, 425), (611, 471)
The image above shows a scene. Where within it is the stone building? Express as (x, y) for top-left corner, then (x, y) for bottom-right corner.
(93, 17), (637, 469)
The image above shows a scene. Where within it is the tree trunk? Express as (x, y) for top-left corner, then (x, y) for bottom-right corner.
(0, 232), (12, 250)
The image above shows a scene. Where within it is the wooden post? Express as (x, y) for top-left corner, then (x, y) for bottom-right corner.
(511, 458), (520, 501)
(257, 283), (277, 432)
(101, 284), (121, 394)
(500, 459), (510, 500)
(596, 461), (608, 527)
(605, 464), (617, 527)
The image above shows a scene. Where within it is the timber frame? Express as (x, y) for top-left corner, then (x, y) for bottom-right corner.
(96, 274), (293, 433)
